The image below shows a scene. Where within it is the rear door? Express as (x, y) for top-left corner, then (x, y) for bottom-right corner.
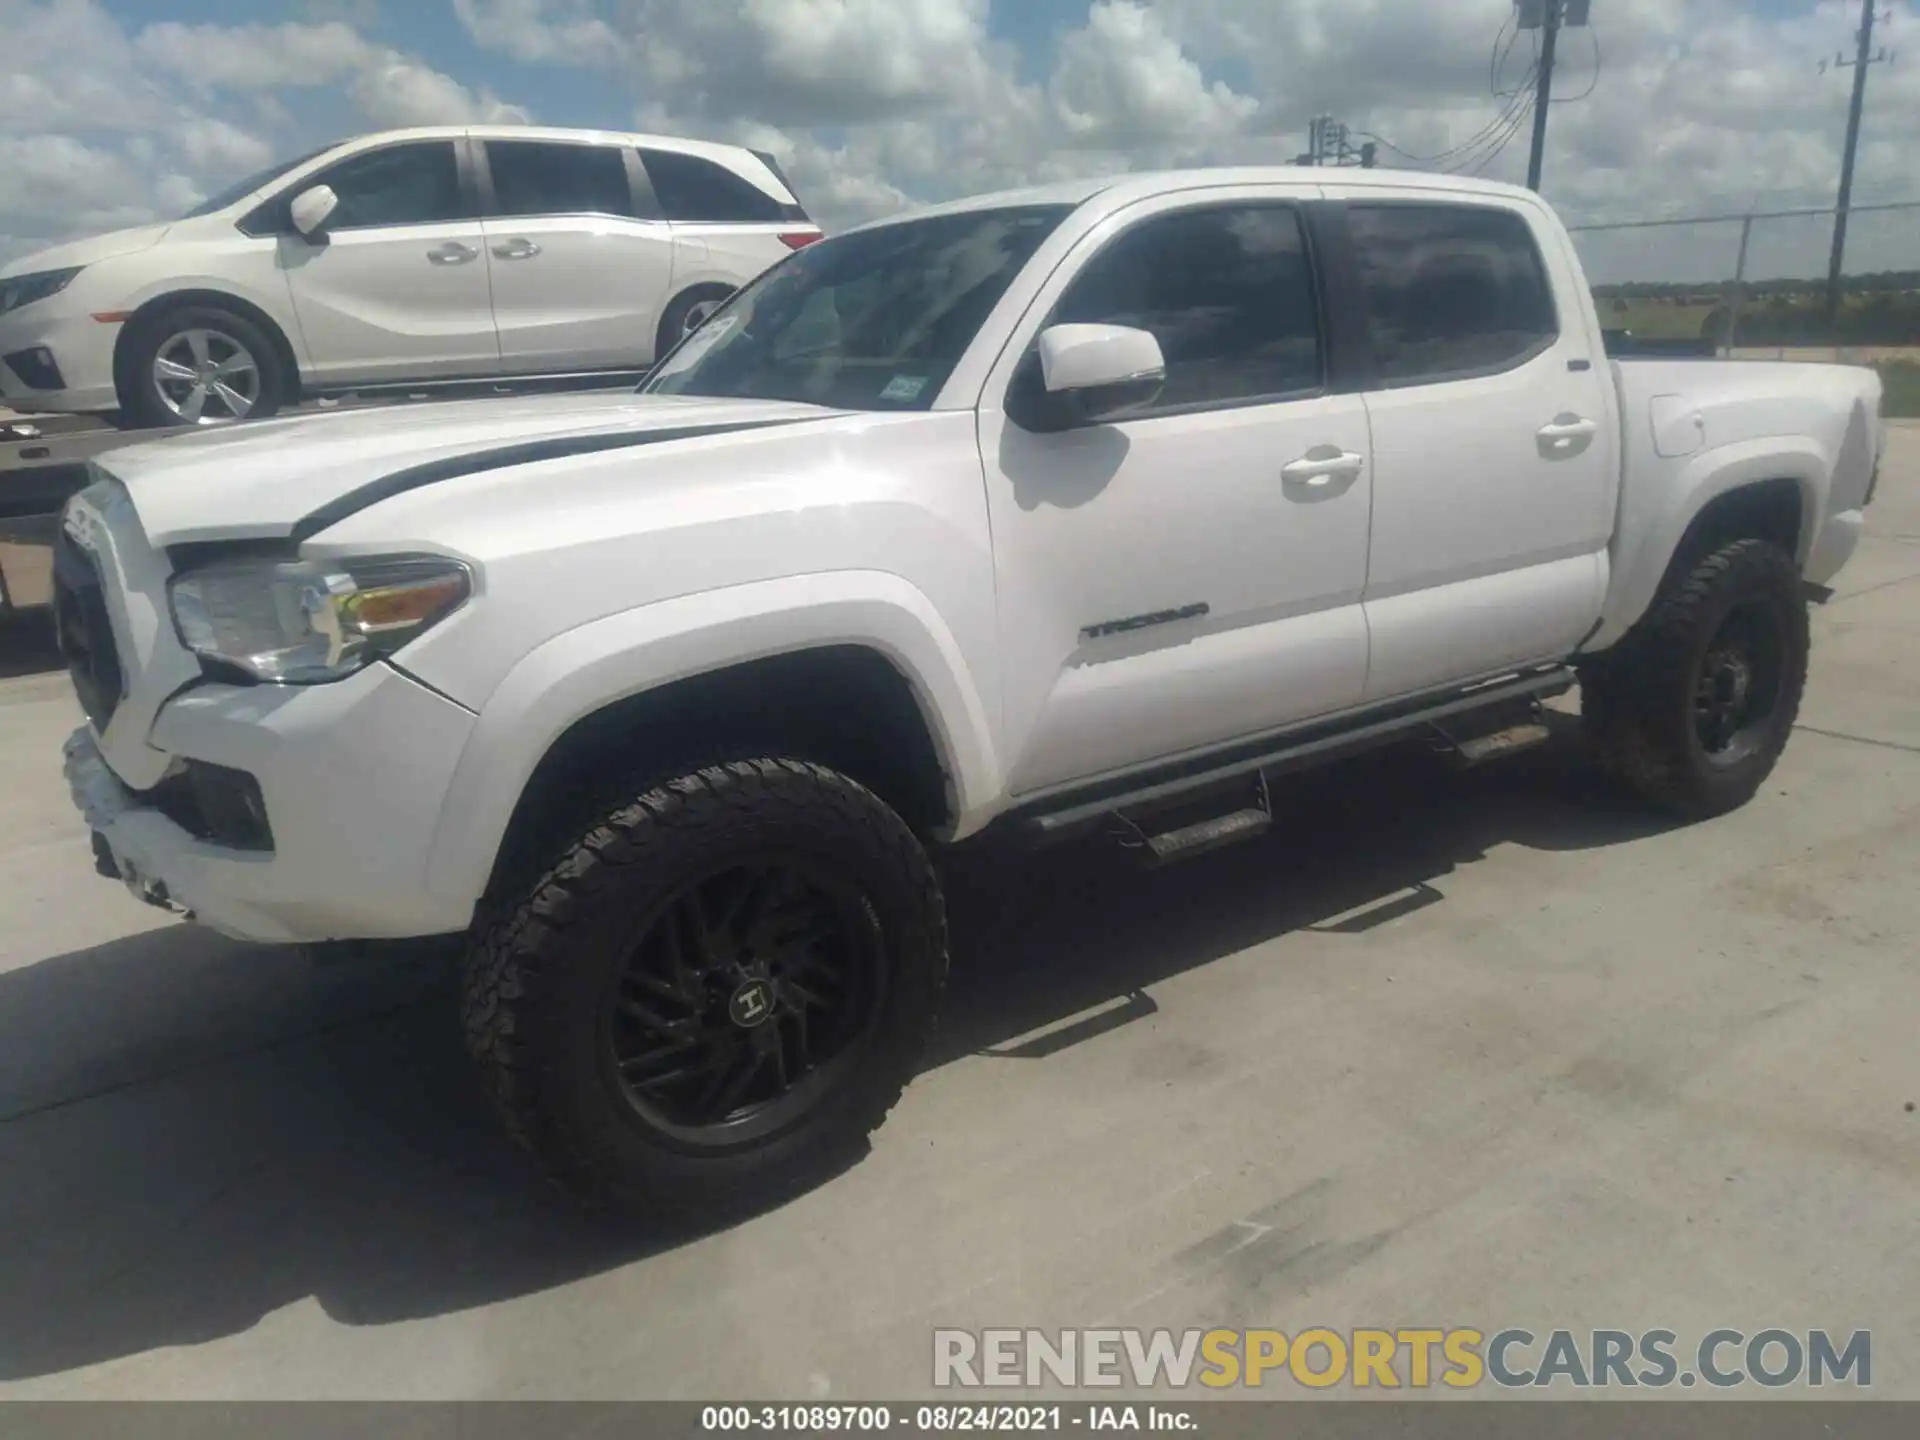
(639, 147), (818, 334)
(477, 137), (677, 373)
(1315, 191), (1617, 702)
(276, 138), (500, 385)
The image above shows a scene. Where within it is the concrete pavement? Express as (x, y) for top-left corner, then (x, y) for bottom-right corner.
(0, 430), (1916, 1399)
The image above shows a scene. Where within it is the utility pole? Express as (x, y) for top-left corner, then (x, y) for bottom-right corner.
(1525, 1), (1561, 191)
(1518, 0), (1592, 193)
(1822, 0), (1892, 323)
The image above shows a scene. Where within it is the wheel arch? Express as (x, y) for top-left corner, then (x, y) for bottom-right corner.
(112, 288), (304, 405)
(1588, 439), (1825, 653)
(421, 572), (1004, 910)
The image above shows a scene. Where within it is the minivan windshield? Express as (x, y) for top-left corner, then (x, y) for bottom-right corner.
(176, 145), (335, 220)
(643, 204), (1072, 411)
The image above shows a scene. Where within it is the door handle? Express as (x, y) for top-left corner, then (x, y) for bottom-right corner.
(1537, 414), (1599, 458)
(427, 242), (478, 265)
(1281, 449), (1365, 487)
(491, 238), (542, 260)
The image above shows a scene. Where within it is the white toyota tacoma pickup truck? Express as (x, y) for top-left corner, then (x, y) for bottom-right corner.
(54, 168), (1885, 1218)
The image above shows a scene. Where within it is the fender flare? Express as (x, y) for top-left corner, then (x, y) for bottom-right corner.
(422, 570), (1004, 903)
(1588, 436), (1828, 651)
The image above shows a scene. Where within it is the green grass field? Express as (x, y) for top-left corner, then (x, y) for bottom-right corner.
(1879, 361), (1920, 418)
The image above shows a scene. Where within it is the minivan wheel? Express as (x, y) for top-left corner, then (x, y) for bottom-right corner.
(655, 285), (734, 361)
(1582, 537), (1809, 820)
(462, 757), (947, 1220)
(119, 304), (288, 429)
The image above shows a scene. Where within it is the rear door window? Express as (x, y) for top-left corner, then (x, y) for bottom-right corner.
(1344, 203), (1558, 385)
(641, 149), (788, 224)
(486, 140), (635, 219)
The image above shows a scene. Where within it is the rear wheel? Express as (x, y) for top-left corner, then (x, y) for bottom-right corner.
(118, 304), (288, 429)
(655, 286), (734, 362)
(461, 757), (947, 1220)
(1582, 537), (1808, 819)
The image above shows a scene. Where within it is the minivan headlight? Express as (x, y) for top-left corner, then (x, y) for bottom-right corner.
(169, 554), (471, 683)
(0, 267), (83, 316)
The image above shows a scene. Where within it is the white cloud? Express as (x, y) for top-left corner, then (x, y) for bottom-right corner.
(0, 0), (538, 262)
(5, 0), (1919, 284)
(1050, 2), (1258, 149)
(349, 56), (533, 127)
(453, 0), (628, 66)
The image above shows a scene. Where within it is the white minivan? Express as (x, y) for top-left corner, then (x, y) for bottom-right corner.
(0, 125), (822, 427)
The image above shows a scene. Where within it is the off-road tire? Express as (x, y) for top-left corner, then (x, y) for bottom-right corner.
(1581, 537), (1809, 820)
(461, 757), (947, 1221)
(117, 303), (289, 429)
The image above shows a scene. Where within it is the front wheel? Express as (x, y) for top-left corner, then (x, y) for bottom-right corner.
(461, 757), (948, 1220)
(1582, 537), (1809, 820)
(117, 304), (288, 429)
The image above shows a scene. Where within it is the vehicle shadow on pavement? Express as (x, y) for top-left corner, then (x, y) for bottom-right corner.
(0, 720), (1674, 1383)
(0, 607), (58, 681)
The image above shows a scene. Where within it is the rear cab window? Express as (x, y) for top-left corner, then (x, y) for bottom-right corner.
(1343, 202), (1559, 386)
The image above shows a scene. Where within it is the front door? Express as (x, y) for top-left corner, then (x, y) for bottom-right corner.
(976, 188), (1376, 798)
(278, 138), (500, 385)
(477, 137), (678, 372)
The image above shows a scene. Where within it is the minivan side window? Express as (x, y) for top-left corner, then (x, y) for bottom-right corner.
(486, 140), (634, 219)
(1044, 204), (1323, 412)
(1344, 203), (1558, 385)
(641, 149), (787, 224)
(310, 142), (467, 230)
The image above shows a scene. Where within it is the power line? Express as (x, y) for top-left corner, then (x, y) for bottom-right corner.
(1556, 25), (1603, 103)
(1453, 94), (1539, 176)
(1357, 71), (1537, 170)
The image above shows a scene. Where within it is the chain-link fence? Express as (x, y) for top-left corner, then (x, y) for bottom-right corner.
(1567, 201), (1920, 383)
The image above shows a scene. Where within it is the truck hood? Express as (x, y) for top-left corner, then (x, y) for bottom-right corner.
(93, 391), (843, 546)
(0, 223), (173, 279)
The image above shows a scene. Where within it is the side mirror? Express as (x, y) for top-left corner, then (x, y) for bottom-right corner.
(1008, 323), (1166, 433)
(289, 184), (339, 239)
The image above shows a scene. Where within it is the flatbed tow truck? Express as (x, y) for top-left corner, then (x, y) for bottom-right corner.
(0, 372), (642, 614)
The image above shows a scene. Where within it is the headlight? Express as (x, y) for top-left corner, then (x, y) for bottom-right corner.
(169, 554), (471, 684)
(0, 267), (83, 316)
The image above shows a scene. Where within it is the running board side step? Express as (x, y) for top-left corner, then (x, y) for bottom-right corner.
(1019, 665), (1577, 848)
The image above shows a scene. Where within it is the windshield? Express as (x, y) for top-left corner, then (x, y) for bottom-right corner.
(176, 145), (336, 220)
(644, 204), (1072, 411)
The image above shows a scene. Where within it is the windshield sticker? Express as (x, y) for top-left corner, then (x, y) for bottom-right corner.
(880, 375), (928, 402)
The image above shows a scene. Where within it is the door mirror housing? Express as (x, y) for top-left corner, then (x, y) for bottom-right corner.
(1008, 323), (1166, 433)
(289, 184), (339, 239)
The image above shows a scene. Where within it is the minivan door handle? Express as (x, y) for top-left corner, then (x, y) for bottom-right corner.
(491, 238), (542, 260)
(426, 241), (479, 265)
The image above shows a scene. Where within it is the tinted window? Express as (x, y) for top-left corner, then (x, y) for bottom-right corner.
(487, 140), (633, 218)
(1346, 204), (1558, 384)
(1048, 205), (1322, 410)
(643, 149), (786, 223)
(314, 142), (465, 230)
(645, 206), (1070, 411)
